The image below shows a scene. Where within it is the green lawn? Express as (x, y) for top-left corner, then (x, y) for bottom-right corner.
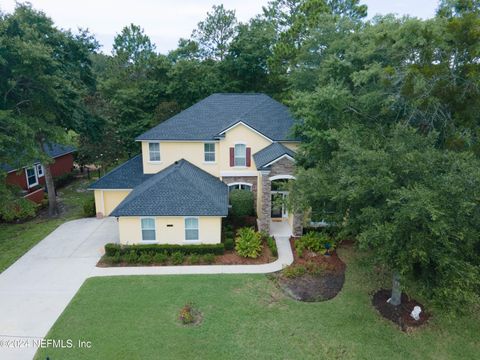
(0, 177), (93, 273)
(36, 246), (480, 360)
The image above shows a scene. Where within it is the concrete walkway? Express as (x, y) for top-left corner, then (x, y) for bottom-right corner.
(0, 217), (294, 359)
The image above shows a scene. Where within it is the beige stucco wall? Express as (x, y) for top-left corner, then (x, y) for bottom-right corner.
(219, 123), (271, 175)
(141, 141), (220, 176)
(140, 123), (272, 177)
(94, 190), (131, 216)
(118, 216), (222, 245)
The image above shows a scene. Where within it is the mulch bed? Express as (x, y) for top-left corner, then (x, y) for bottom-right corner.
(274, 238), (347, 302)
(372, 289), (430, 331)
(97, 243), (277, 267)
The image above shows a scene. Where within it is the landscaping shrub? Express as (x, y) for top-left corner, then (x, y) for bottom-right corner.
(103, 243), (224, 257)
(295, 231), (335, 257)
(266, 236), (278, 257)
(105, 243), (121, 256)
(179, 303), (195, 325)
(224, 238), (234, 251)
(235, 227), (262, 258)
(82, 196), (96, 217)
(282, 265), (307, 278)
(229, 189), (254, 217)
(0, 197), (37, 222)
(153, 252), (168, 264)
(126, 250), (139, 264)
(171, 251), (185, 265)
(188, 254), (201, 265)
(138, 252), (153, 264)
(201, 253), (216, 264)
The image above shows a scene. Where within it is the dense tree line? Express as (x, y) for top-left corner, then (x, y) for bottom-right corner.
(0, 0), (479, 308)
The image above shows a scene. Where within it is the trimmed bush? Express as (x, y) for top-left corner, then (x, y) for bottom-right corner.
(224, 238), (234, 251)
(171, 251), (185, 265)
(103, 243), (224, 257)
(153, 252), (168, 264)
(235, 227), (262, 258)
(188, 254), (201, 265)
(201, 253), (216, 264)
(138, 252), (153, 264)
(126, 250), (138, 264)
(229, 189), (254, 217)
(83, 196), (96, 217)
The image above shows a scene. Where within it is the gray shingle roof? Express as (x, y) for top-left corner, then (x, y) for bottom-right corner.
(1, 143), (76, 173)
(110, 159), (228, 217)
(136, 93), (300, 141)
(253, 142), (296, 170)
(88, 155), (152, 189)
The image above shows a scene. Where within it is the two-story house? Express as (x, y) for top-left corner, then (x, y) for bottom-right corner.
(89, 93), (302, 245)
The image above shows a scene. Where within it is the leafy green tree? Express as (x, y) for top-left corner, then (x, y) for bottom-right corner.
(291, 125), (480, 307)
(112, 23), (156, 65)
(192, 5), (237, 61)
(224, 18), (278, 93)
(0, 4), (97, 216)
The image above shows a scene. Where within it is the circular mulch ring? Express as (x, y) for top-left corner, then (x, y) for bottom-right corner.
(372, 289), (430, 331)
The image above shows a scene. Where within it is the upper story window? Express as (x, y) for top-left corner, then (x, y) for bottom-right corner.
(149, 142), (161, 162)
(204, 143), (215, 163)
(234, 144), (246, 167)
(185, 217), (199, 241)
(141, 217), (156, 241)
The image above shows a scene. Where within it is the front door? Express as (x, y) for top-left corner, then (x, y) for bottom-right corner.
(271, 191), (288, 218)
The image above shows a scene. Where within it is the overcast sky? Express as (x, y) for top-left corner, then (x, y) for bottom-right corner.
(1, 0), (440, 54)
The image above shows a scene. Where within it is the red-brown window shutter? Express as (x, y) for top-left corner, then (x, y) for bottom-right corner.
(230, 147), (234, 166)
(246, 147), (251, 167)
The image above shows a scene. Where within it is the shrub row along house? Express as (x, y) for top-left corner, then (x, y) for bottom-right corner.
(1, 143), (76, 204)
(90, 93), (302, 245)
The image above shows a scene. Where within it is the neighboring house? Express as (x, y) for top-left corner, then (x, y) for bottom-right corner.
(89, 93), (302, 245)
(1, 143), (76, 204)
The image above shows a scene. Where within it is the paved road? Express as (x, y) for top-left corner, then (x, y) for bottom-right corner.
(0, 218), (117, 360)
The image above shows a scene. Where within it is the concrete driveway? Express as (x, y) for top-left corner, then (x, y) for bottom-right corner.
(0, 217), (117, 360)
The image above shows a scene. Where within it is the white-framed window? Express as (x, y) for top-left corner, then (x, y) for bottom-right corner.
(25, 167), (38, 188)
(204, 143), (216, 162)
(185, 217), (199, 241)
(148, 142), (161, 162)
(141, 217), (156, 241)
(36, 164), (44, 177)
(228, 183), (252, 192)
(234, 144), (246, 167)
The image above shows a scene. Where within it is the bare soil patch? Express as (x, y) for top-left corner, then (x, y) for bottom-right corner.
(372, 289), (430, 331)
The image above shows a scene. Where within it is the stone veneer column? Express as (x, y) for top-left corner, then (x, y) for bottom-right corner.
(292, 212), (303, 237)
(257, 170), (271, 233)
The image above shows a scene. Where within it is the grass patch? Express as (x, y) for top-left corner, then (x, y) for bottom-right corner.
(0, 178), (93, 273)
(35, 246), (479, 360)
